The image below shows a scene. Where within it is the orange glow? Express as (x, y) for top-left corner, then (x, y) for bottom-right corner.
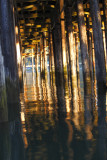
(15, 26), (18, 35)
(60, 0), (67, 67)
(16, 42), (21, 64)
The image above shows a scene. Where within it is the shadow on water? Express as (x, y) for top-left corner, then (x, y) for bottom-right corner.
(0, 117), (25, 160)
(97, 85), (106, 160)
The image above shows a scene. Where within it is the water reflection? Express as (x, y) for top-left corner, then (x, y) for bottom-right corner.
(0, 119), (25, 160)
(19, 63), (107, 160)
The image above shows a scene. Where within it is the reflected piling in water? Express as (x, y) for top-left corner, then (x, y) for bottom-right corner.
(97, 85), (106, 160)
(84, 93), (93, 140)
(0, 123), (11, 160)
(45, 62), (53, 109)
(75, 31), (82, 110)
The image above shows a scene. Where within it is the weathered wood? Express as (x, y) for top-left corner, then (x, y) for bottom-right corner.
(0, 34), (8, 122)
(103, 0), (107, 85)
(75, 32), (82, 110)
(64, 1), (73, 98)
(48, 30), (52, 73)
(53, 26), (66, 111)
(52, 26), (63, 73)
(50, 32), (55, 74)
(103, 0), (107, 52)
(0, 0), (20, 116)
(52, 5), (66, 111)
(77, 0), (91, 93)
(60, 0), (67, 70)
(15, 25), (23, 89)
(89, 0), (106, 87)
(69, 30), (79, 112)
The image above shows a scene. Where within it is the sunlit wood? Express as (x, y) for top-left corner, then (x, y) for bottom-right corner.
(60, 0), (67, 68)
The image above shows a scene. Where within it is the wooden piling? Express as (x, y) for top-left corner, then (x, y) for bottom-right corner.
(60, 0), (67, 71)
(52, 5), (66, 112)
(0, 34), (8, 122)
(68, 29), (79, 112)
(77, 0), (91, 85)
(89, 0), (106, 87)
(0, 0), (20, 120)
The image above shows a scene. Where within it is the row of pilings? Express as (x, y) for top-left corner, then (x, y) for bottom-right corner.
(0, 0), (107, 122)
(42, 0), (107, 113)
(33, 0), (107, 114)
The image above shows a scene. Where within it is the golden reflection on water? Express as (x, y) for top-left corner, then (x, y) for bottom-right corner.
(64, 73), (71, 113)
(20, 64), (107, 160)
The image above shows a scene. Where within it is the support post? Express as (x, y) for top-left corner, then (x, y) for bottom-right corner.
(89, 0), (106, 87)
(69, 30), (79, 112)
(52, 6), (66, 112)
(0, 0), (20, 119)
(77, 0), (91, 96)
(0, 34), (8, 122)
(60, 0), (67, 71)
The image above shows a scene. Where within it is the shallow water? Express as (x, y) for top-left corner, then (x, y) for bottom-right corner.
(0, 68), (107, 160)
(21, 69), (107, 160)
